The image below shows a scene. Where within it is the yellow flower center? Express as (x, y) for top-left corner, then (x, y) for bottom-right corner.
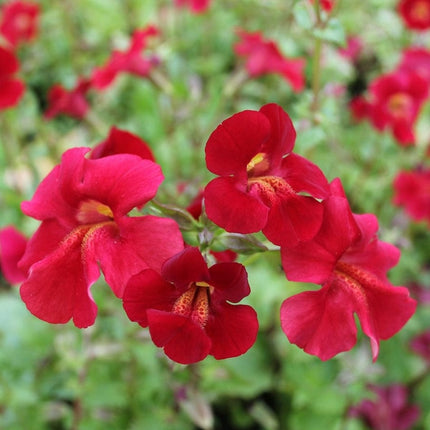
(76, 199), (114, 224)
(387, 93), (412, 119)
(410, 0), (430, 22)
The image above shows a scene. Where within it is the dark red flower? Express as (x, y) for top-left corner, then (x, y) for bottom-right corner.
(398, 47), (430, 84)
(19, 147), (183, 328)
(398, 0), (430, 31)
(123, 247), (258, 364)
(204, 103), (329, 247)
(234, 30), (306, 92)
(410, 330), (430, 361)
(92, 26), (159, 90)
(349, 96), (371, 121)
(0, 45), (25, 110)
(0, 0), (39, 47)
(90, 126), (155, 161)
(0, 225), (27, 284)
(350, 384), (420, 430)
(174, 0), (211, 13)
(393, 167), (430, 226)
(44, 78), (91, 120)
(280, 178), (416, 361)
(361, 70), (428, 145)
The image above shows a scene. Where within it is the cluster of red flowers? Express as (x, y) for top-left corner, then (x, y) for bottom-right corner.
(44, 25), (160, 120)
(1, 102), (416, 365)
(0, 0), (38, 110)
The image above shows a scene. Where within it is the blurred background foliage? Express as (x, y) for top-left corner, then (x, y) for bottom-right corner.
(1, 0), (430, 429)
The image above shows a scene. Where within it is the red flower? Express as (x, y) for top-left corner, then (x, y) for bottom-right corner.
(0, 0), (39, 47)
(398, 0), (430, 31)
(234, 30), (306, 92)
(19, 147), (184, 328)
(123, 247), (258, 364)
(204, 103), (329, 247)
(339, 36), (363, 61)
(174, 0), (211, 13)
(90, 126), (155, 161)
(92, 26), (159, 90)
(363, 70), (428, 145)
(398, 47), (430, 84)
(280, 178), (416, 361)
(350, 385), (420, 430)
(0, 225), (27, 284)
(410, 330), (430, 362)
(393, 167), (430, 226)
(310, 0), (335, 12)
(44, 78), (91, 120)
(0, 45), (25, 110)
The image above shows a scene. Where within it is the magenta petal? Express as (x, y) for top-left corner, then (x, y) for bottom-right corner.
(206, 303), (258, 359)
(208, 262), (250, 303)
(263, 195), (324, 247)
(122, 269), (175, 326)
(79, 154), (163, 216)
(94, 216), (183, 297)
(354, 281), (416, 361)
(0, 79), (25, 109)
(281, 153), (329, 199)
(259, 103), (296, 163)
(20, 228), (97, 328)
(0, 226), (27, 284)
(161, 247), (209, 290)
(147, 309), (211, 364)
(204, 177), (269, 233)
(205, 110), (271, 176)
(280, 284), (358, 360)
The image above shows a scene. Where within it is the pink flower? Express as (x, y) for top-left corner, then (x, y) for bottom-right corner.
(410, 330), (430, 362)
(204, 103), (329, 247)
(398, 0), (430, 31)
(398, 47), (430, 84)
(234, 30), (306, 92)
(350, 385), (420, 430)
(90, 126), (155, 161)
(123, 247), (258, 364)
(0, 45), (25, 110)
(0, 225), (27, 284)
(174, 0), (211, 13)
(92, 26), (159, 90)
(280, 178), (416, 361)
(361, 70), (428, 145)
(339, 36), (363, 62)
(19, 147), (184, 328)
(0, 0), (39, 47)
(44, 78), (91, 120)
(393, 167), (430, 226)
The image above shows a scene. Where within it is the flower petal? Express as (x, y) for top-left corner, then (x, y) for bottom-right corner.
(280, 284), (358, 361)
(206, 303), (258, 359)
(204, 177), (269, 233)
(0, 226), (27, 284)
(122, 269), (175, 326)
(161, 247), (209, 290)
(205, 110), (271, 176)
(147, 309), (211, 364)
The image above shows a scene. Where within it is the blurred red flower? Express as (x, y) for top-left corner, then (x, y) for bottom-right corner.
(92, 26), (159, 90)
(398, 47), (430, 84)
(398, 0), (430, 31)
(0, 45), (25, 110)
(44, 78), (91, 120)
(410, 330), (430, 362)
(280, 178), (416, 361)
(0, 225), (27, 284)
(234, 30), (306, 92)
(350, 384), (420, 430)
(393, 167), (430, 226)
(19, 147), (183, 328)
(123, 247), (258, 364)
(0, 0), (39, 47)
(339, 36), (363, 61)
(90, 126), (155, 161)
(204, 103), (329, 247)
(174, 0), (211, 13)
(354, 70), (428, 145)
